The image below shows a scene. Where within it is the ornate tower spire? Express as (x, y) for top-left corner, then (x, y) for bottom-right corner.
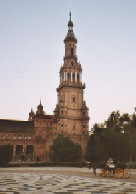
(57, 13), (84, 91)
(54, 13), (89, 155)
(55, 13), (89, 137)
(69, 10), (71, 21)
(36, 100), (45, 116)
(64, 12), (77, 46)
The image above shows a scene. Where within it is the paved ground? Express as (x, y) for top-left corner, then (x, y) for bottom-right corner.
(0, 167), (136, 193)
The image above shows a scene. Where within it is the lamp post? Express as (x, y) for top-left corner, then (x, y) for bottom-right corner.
(79, 132), (84, 162)
(79, 132), (83, 146)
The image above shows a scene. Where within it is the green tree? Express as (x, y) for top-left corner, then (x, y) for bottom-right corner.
(85, 134), (99, 162)
(85, 111), (132, 162)
(50, 134), (82, 162)
(106, 111), (120, 130)
(0, 145), (13, 167)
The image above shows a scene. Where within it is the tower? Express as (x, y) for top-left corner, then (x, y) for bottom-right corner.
(54, 13), (89, 149)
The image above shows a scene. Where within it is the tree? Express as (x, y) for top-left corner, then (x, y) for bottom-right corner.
(50, 134), (82, 162)
(85, 134), (99, 162)
(85, 111), (134, 162)
(0, 145), (13, 167)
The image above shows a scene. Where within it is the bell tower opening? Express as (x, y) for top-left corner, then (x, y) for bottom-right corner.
(71, 48), (73, 56)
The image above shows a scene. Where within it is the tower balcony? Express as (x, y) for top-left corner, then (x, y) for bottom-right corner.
(63, 55), (77, 61)
(57, 82), (85, 92)
(81, 116), (90, 121)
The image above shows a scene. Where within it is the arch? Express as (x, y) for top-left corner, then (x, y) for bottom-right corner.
(26, 145), (34, 155)
(77, 74), (79, 82)
(73, 73), (75, 82)
(71, 48), (74, 56)
(67, 73), (70, 81)
(16, 145), (23, 155)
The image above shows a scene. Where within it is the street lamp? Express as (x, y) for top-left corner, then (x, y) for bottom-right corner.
(79, 132), (83, 146)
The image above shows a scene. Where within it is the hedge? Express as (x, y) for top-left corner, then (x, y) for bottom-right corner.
(8, 161), (84, 167)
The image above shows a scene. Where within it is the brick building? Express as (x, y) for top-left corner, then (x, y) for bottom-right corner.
(0, 13), (90, 162)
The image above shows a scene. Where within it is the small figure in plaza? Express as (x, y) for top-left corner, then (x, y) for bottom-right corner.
(107, 157), (115, 169)
(107, 157), (113, 164)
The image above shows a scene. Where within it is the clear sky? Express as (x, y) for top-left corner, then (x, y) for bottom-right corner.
(0, 0), (136, 129)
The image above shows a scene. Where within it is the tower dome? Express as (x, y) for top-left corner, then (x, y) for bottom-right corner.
(36, 100), (45, 116)
(64, 11), (77, 44)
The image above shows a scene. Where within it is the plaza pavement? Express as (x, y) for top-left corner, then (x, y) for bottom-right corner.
(0, 167), (136, 193)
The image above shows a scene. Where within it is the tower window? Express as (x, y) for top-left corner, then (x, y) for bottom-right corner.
(67, 73), (70, 81)
(71, 62), (74, 66)
(73, 97), (76, 103)
(73, 73), (75, 81)
(77, 74), (79, 82)
(71, 48), (73, 56)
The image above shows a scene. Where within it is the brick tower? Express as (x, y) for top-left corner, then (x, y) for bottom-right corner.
(54, 13), (89, 154)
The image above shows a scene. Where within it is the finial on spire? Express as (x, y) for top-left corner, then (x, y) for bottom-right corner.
(69, 9), (71, 21)
(31, 107), (34, 113)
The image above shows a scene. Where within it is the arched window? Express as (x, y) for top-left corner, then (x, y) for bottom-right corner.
(77, 74), (79, 82)
(71, 48), (73, 56)
(73, 73), (75, 82)
(67, 73), (70, 81)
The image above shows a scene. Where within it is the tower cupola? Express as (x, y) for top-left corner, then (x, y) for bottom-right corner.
(64, 12), (77, 44)
(36, 100), (45, 116)
(28, 108), (35, 121)
(57, 12), (85, 92)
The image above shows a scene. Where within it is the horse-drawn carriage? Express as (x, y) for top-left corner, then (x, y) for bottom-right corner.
(100, 162), (130, 179)
(85, 161), (130, 179)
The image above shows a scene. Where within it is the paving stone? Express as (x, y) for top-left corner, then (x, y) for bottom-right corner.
(0, 168), (136, 193)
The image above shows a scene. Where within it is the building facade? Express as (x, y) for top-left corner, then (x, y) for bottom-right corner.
(0, 14), (89, 162)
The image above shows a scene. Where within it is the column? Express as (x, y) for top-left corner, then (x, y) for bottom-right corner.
(13, 145), (16, 156)
(61, 74), (63, 83)
(80, 72), (82, 82)
(64, 72), (65, 81)
(33, 147), (35, 156)
(75, 72), (77, 82)
(23, 144), (26, 154)
(74, 45), (76, 56)
(71, 72), (73, 81)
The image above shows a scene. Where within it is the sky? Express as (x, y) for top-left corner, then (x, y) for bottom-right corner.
(0, 0), (136, 129)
